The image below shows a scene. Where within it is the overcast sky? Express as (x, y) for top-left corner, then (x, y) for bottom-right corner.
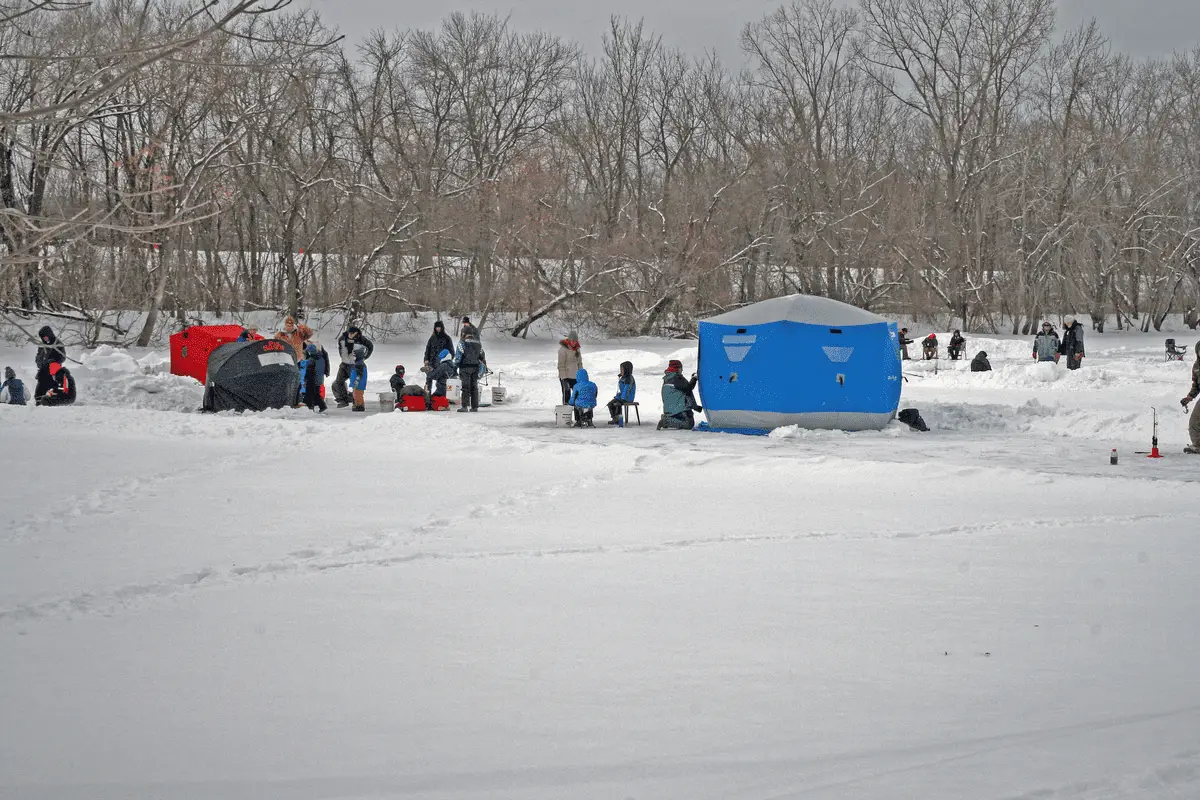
(304, 0), (1200, 64)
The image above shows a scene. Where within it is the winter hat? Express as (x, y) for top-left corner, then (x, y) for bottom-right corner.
(4, 366), (14, 381)
(665, 359), (683, 373)
(304, 343), (317, 355)
(1041, 321), (1052, 328)
(977, 351), (987, 358)
(567, 330), (579, 341)
(395, 365), (405, 375)
(439, 349), (452, 362)
(284, 316), (296, 327)
(347, 325), (361, 336)
(433, 320), (444, 332)
(1063, 315), (1075, 326)
(48, 362), (61, 376)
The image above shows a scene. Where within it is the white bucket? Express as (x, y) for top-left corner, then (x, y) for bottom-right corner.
(378, 391), (396, 412)
(491, 385), (508, 404)
(446, 379), (462, 405)
(555, 404), (573, 427)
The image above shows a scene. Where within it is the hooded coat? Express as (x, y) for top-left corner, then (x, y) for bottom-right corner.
(1, 366), (27, 404)
(568, 368), (598, 408)
(661, 371), (699, 416)
(557, 339), (583, 379)
(274, 317), (313, 358)
(37, 362), (76, 404)
(34, 326), (66, 397)
(423, 322), (455, 369)
(338, 328), (374, 366)
(614, 361), (636, 403)
(970, 351), (992, 372)
(1033, 329), (1060, 361)
(1059, 322), (1085, 359)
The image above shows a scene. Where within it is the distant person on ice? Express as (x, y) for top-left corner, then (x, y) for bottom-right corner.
(1059, 315), (1085, 370)
(390, 365), (407, 406)
(657, 360), (700, 430)
(922, 333), (939, 360)
(1, 366), (28, 404)
(970, 351), (992, 372)
(34, 325), (65, 399)
(333, 325), (373, 408)
(422, 320), (454, 392)
(568, 368), (598, 427)
(947, 330), (966, 360)
(348, 343), (369, 412)
(898, 327), (912, 360)
(298, 343), (327, 412)
(1032, 322), (1060, 363)
(36, 361), (76, 406)
(557, 331), (584, 405)
(606, 361), (636, 425)
(274, 315), (312, 358)
(1182, 342), (1200, 454)
(454, 326), (486, 412)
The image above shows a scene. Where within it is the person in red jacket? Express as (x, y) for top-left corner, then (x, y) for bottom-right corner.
(36, 361), (77, 406)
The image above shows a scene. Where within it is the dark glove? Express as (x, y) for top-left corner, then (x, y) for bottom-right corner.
(1183, 397), (1191, 409)
(693, 405), (703, 412)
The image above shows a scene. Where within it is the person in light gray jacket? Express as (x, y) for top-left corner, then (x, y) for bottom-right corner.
(1032, 322), (1060, 363)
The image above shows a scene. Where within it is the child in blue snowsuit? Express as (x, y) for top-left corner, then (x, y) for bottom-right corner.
(298, 344), (328, 412)
(568, 368), (598, 427)
(349, 343), (368, 412)
(605, 361), (635, 425)
(1, 366), (28, 405)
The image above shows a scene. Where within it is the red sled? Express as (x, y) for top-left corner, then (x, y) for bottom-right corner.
(398, 395), (450, 412)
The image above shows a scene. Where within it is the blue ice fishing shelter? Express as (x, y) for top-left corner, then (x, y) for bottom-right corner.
(697, 294), (902, 431)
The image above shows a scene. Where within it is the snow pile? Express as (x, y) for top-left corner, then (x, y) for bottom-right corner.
(78, 345), (204, 412)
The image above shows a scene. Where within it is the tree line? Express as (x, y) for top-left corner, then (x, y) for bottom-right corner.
(3, 0), (1200, 343)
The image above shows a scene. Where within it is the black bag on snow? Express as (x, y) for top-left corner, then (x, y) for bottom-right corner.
(898, 408), (929, 432)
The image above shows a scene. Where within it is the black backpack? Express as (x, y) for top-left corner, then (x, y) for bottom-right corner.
(898, 408), (929, 432)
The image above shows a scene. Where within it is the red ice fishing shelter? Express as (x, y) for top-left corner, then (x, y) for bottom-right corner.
(170, 324), (247, 384)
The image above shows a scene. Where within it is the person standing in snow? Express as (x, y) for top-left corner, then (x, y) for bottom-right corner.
(35, 361), (76, 406)
(422, 320), (455, 392)
(658, 360), (700, 430)
(1059, 315), (1085, 370)
(568, 368), (598, 427)
(1182, 342), (1200, 454)
(970, 351), (992, 372)
(897, 327), (913, 360)
(1, 366), (28, 404)
(557, 331), (584, 404)
(34, 325), (66, 399)
(333, 326), (373, 408)
(389, 365), (407, 405)
(453, 327), (485, 412)
(1032, 322), (1060, 363)
(298, 344), (327, 412)
(348, 343), (369, 412)
(274, 315), (312, 359)
(606, 361), (636, 425)
(947, 330), (966, 360)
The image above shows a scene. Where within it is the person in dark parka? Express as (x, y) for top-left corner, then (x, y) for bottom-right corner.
(422, 320), (455, 391)
(1059, 315), (1085, 370)
(34, 325), (66, 398)
(947, 330), (966, 360)
(453, 328), (485, 412)
(970, 351), (992, 372)
(658, 360), (700, 430)
(298, 344), (327, 412)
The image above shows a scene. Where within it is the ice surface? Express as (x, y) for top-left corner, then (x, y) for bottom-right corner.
(2, 329), (1200, 800)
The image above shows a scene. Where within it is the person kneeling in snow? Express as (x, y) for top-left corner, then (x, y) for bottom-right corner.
(1, 366), (28, 405)
(606, 361), (636, 425)
(36, 361), (76, 406)
(568, 368), (598, 427)
(970, 351), (992, 372)
(658, 360), (700, 430)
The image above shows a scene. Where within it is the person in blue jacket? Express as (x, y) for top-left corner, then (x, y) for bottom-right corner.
(1, 366), (28, 404)
(568, 368), (598, 427)
(298, 343), (327, 412)
(348, 343), (369, 412)
(428, 348), (457, 402)
(605, 361), (636, 425)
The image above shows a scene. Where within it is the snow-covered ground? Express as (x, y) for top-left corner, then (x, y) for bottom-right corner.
(3, 328), (1200, 800)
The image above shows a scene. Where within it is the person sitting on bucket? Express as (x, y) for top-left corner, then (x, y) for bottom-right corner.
(568, 368), (598, 427)
(658, 360), (700, 430)
(1032, 322), (1060, 363)
(947, 330), (966, 360)
(922, 333), (939, 360)
(36, 361), (76, 406)
(348, 343), (369, 412)
(1181, 342), (1200, 454)
(970, 351), (992, 372)
(1, 366), (28, 405)
(606, 361), (636, 425)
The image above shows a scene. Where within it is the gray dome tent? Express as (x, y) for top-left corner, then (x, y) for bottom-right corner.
(202, 340), (299, 412)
